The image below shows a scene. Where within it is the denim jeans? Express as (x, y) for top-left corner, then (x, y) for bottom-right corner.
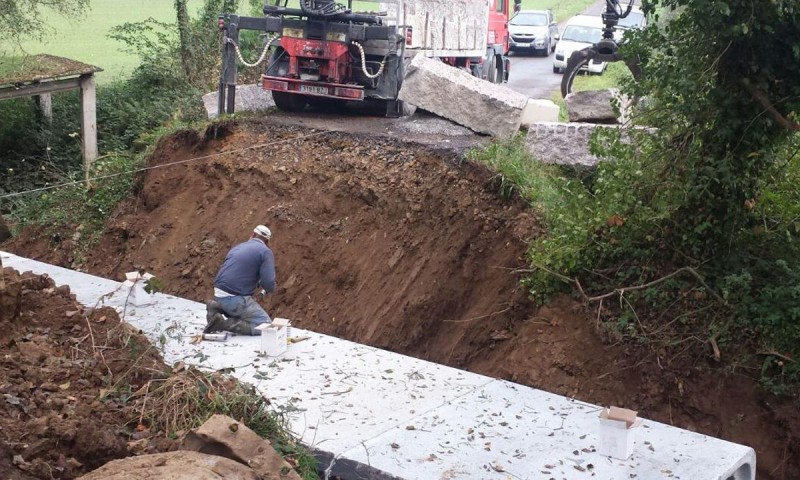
(215, 295), (271, 335)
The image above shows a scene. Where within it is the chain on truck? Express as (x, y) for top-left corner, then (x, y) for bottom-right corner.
(217, 0), (512, 117)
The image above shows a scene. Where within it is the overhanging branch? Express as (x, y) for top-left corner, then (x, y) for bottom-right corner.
(742, 80), (800, 132)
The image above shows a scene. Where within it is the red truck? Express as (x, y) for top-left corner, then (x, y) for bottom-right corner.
(218, 0), (512, 117)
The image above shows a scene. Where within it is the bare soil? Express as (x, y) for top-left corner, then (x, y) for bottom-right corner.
(3, 117), (799, 479)
(0, 268), (178, 479)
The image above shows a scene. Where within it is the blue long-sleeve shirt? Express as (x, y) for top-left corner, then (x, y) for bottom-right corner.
(214, 238), (276, 296)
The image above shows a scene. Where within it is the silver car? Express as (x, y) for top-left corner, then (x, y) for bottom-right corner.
(509, 10), (558, 56)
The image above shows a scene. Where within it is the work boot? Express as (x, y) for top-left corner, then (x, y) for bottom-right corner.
(206, 300), (223, 320)
(227, 319), (259, 336)
(204, 312), (227, 334)
(205, 300), (227, 333)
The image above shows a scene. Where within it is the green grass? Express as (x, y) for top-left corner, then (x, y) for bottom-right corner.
(8, 1), (216, 82)
(0, 56), (26, 79)
(571, 61), (634, 91)
(519, 0), (596, 24)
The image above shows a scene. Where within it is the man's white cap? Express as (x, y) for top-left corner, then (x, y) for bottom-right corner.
(253, 225), (272, 240)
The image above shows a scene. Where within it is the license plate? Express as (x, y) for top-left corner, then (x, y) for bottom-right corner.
(300, 85), (328, 95)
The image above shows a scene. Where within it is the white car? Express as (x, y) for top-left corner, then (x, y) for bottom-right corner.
(613, 6), (647, 41)
(552, 15), (606, 74)
(508, 10), (558, 56)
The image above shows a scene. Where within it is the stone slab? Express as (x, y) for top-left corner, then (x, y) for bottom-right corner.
(202, 84), (275, 119)
(564, 89), (633, 124)
(380, 0), (488, 56)
(398, 54), (528, 139)
(526, 122), (613, 167)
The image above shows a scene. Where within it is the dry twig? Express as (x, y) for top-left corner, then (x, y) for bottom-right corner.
(758, 351), (795, 364)
(517, 264), (726, 306)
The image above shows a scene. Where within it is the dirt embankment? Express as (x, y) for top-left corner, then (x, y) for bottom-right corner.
(4, 118), (799, 479)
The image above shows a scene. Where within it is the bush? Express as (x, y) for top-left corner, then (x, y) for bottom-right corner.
(469, 126), (800, 395)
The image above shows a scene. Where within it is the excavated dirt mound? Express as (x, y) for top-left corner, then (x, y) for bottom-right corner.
(0, 268), (178, 479)
(4, 118), (799, 479)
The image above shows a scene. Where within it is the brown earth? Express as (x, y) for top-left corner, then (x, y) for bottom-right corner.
(0, 268), (177, 479)
(3, 117), (799, 479)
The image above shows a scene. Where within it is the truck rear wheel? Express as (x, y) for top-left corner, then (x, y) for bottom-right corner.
(482, 49), (499, 84)
(486, 55), (498, 83)
(266, 47), (307, 112)
(272, 91), (308, 112)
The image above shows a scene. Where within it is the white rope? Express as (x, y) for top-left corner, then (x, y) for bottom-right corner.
(227, 34), (278, 68)
(352, 41), (386, 79)
(0, 131), (332, 200)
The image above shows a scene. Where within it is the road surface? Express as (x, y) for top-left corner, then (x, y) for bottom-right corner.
(505, 0), (606, 99)
(506, 50), (562, 100)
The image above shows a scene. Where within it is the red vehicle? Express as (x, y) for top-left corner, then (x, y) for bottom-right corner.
(218, 0), (512, 116)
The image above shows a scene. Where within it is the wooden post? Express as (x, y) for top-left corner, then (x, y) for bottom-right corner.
(79, 74), (98, 185)
(36, 93), (53, 123)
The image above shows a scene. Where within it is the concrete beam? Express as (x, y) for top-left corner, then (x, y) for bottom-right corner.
(2, 251), (757, 480)
(0, 76), (82, 100)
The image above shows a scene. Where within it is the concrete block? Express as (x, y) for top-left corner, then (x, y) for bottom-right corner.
(398, 54), (528, 139)
(520, 99), (560, 126)
(202, 84), (276, 119)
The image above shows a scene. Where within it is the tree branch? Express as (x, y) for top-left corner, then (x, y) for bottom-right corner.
(517, 265), (727, 306)
(741, 81), (800, 132)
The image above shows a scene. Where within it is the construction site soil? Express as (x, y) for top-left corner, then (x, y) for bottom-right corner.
(2, 118), (799, 479)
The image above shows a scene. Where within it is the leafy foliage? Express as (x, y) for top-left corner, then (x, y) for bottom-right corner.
(0, 0), (89, 44)
(472, 123), (799, 393)
(629, 0), (800, 257)
(491, 0), (800, 393)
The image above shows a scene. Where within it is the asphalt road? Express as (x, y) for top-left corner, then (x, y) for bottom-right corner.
(506, 50), (562, 100)
(505, 0), (606, 100)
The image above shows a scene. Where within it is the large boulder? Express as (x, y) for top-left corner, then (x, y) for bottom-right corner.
(398, 54), (528, 139)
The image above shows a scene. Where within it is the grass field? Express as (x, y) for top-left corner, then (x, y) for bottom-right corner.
(10, 1), (214, 82)
(519, 0), (597, 24)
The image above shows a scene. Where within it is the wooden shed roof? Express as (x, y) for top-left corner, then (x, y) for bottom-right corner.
(0, 54), (102, 89)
